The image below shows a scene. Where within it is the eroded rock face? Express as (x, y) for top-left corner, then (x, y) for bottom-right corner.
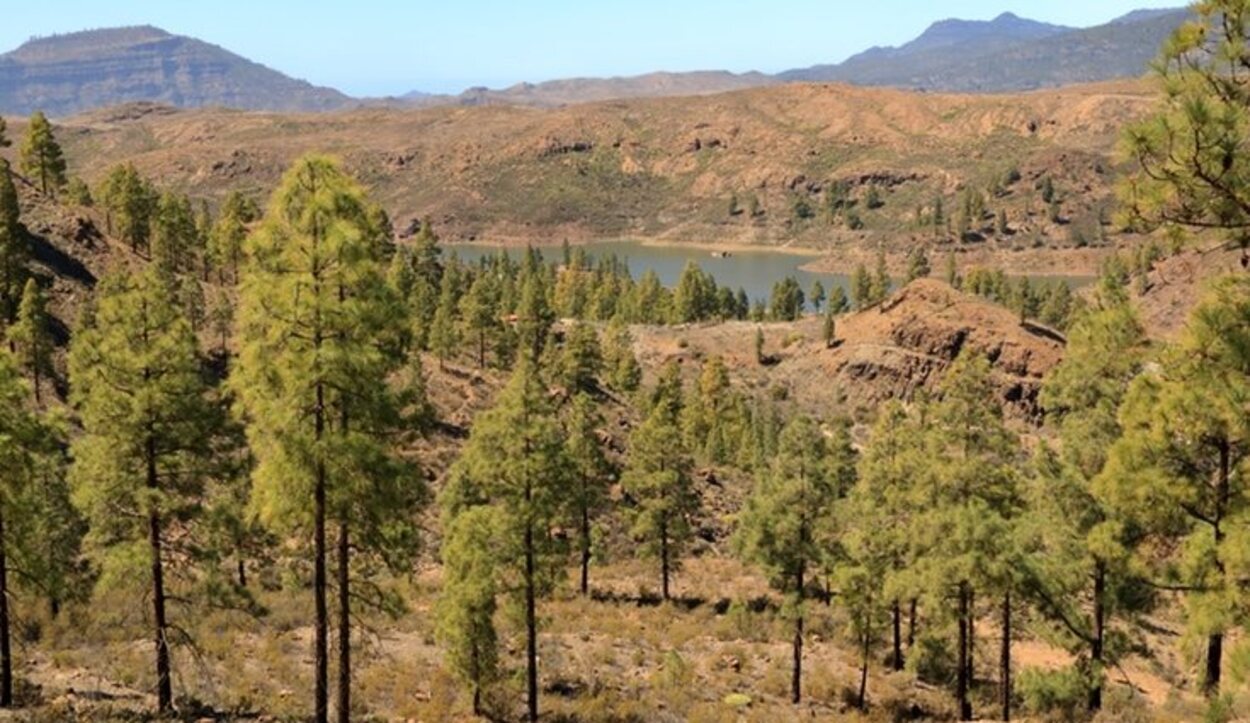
(0, 26), (349, 116)
(827, 279), (1065, 420)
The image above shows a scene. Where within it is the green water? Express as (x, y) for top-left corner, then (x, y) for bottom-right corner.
(446, 240), (1091, 305)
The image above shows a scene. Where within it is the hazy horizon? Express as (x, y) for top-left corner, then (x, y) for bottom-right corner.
(3, 1), (1177, 96)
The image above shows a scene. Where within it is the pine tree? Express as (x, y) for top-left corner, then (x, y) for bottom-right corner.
(622, 375), (697, 601)
(437, 506), (500, 716)
(905, 247), (931, 282)
(603, 318), (641, 393)
(0, 348), (59, 706)
(846, 402), (926, 678)
(736, 416), (846, 703)
(809, 280), (826, 314)
(441, 357), (570, 722)
(1101, 275), (1250, 698)
(1031, 298), (1148, 711)
(561, 321), (602, 393)
(100, 164), (157, 252)
(429, 271), (461, 370)
(411, 218), (443, 285)
(565, 392), (613, 595)
(827, 284), (849, 315)
(943, 251), (960, 289)
(18, 112), (66, 197)
(0, 117), (8, 149)
(852, 263), (872, 310)
(0, 161), (28, 325)
(152, 192), (198, 275)
(870, 249), (891, 305)
(208, 191), (253, 284)
(460, 271), (498, 368)
(915, 351), (1021, 720)
(69, 268), (216, 714)
(232, 156), (423, 723)
(822, 305), (836, 348)
(10, 279), (52, 404)
(1121, 1), (1250, 251)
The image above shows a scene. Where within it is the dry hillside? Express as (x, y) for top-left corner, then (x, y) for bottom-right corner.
(7, 80), (1157, 262)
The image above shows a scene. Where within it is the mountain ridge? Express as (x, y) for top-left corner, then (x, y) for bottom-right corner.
(0, 25), (350, 116)
(0, 8), (1189, 115)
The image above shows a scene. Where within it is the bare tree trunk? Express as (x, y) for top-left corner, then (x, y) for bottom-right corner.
(313, 382), (328, 723)
(525, 519), (538, 723)
(792, 564), (804, 704)
(336, 523), (351, 723)
(580, 504), (591, 596)
(858, 630), (870, 711)
(660, 516), (670, 602)
(1001, 592), (1011, 722)
(1089, 562), (1105, 712)
(148, 433), (172, 713)
(957, 582), (971, 721)
(892, 601), (903, 671)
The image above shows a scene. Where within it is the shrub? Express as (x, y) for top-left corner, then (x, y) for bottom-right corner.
(1017, 666), (1088, 721)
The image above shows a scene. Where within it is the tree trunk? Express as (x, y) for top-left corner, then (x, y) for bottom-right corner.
(0, 503), (11, 708)
(237, 555), (247, 589)
(1206, 633), (1223, 698)
(892, 601), (903, 671)
(525, 519), (538, 723)
(313, 382), (328, 723)
(478, 330), (485, 369)
(147, 432), (173, 713)
(1089, 562), (1105, 712)
(1001, 592), (1011, 722)
(31, 358), (40, 405)
(1205, 441), (1231, 698)
(858, 631), (870, 711)
(336, 523), (351, 723)
(957, 582), (971, 721)
(660, 516), (670, 602)
(792, 564), (804, 704)
(967, 587), (975, 690)
(579, 504), (591, 596)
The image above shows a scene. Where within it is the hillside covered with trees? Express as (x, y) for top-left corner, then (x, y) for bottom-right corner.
(0, 3), (1246, 722)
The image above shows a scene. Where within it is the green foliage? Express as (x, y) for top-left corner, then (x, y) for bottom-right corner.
(905, 247), (930, 282)
(768, 276), (805, 321)
(1101, 275), (1250, 695)
(560, 321), (602, 393)
(65, 177), (93, 207)
(100, 163), (158, 252)
(808, 280), (826, 313)
(436, 506), (500, 716)
(9, 279), (52, 403)
(1017, 666), (1088, 719)
(18, 111), (66, 197)
(0, 160), (28, 325)
(622, 372), (698, 600)
(851, 264), (872, 310)
(827, 284), (849, 315)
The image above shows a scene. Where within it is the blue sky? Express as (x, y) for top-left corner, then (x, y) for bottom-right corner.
(2, 1), (1176, 96)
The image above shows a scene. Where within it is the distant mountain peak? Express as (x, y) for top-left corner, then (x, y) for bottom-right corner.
(0, 25), (350, 115)
(778, 6), (1190, 92)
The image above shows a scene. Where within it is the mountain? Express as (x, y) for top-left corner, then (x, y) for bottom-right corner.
(778, 7), (1188, 91)
(399, 70), (779, 108)
(0, 26), (351, 116)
